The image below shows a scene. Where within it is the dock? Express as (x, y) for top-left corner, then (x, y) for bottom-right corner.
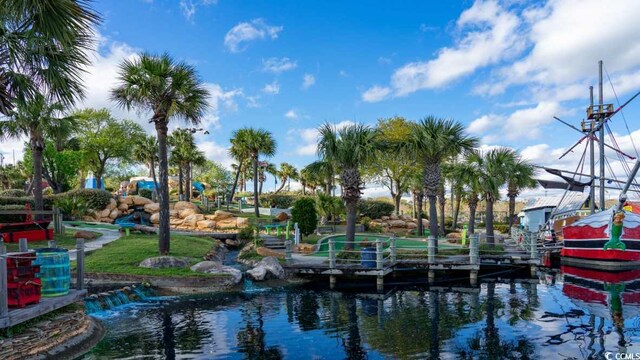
(283, 233), (542, 291)
(0, 238), (87, 329)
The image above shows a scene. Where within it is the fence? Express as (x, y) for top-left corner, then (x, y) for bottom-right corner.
(0, 207), (64, 235)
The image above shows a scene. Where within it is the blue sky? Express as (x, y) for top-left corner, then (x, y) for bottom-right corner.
(4, 0), (640, 198)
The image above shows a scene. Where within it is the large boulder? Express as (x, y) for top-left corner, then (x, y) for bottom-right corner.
(388, 219), (406, 228)
(107, 198), (117, 210)
(406, 222), (418, 229)
(190, 261), (242, 284)
(170, 218), (184, 226)
(150, 213), (160, 224)
(275, 212), (289, 222)
(256, 246), (284, 259)
(295, 243), (315, 253)
(118, 203), (129, 212)
(246, 256), (285, 281)
(179, 208), (199, 219)
(118, 196), (133, 206)
(100, 208), (111, 218)
(197, 220), (216, 230)
(174, 201), (199, 213)
(210, 210), (233, 221)
(236, 217), (249, 228)
(144, 202), (160, 213)
(216, 218), (237, 229)
(381, 216), (390, 221)
(183, 214), (205, 227)
(73, 230), (97, 240)
(109, 209), (120, 219)
(389, 213), (399, 220)
(139, 256), (189, 269)
(400, 214), (413, 221)
(131, 196), (153, 206)
(169, 209), (178, 218)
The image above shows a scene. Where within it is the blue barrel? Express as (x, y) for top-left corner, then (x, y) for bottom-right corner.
(360, 247), (376, 268)
(34, 248), (70, 297)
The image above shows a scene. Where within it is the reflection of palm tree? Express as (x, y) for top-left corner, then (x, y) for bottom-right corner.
(343, 296), (366, 360)
(174, 307), (212, 353)
(161, 309), (176, 359)
(237, 303), (283, 359)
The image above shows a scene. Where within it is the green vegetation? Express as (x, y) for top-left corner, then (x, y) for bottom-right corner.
(5, 229), (102, 252)
(0, 304), (81, 339)
(357, 199), (394, 220)
(84, 233), (215, 277)
(291, 197), (317, 237)
(259, 193), (299, 209)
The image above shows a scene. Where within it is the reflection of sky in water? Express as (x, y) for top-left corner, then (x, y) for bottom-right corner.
(83, 274), (640, 359)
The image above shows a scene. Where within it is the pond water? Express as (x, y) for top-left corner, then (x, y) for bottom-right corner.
(80, 268), (640, 359)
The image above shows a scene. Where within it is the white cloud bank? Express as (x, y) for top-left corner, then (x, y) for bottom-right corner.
(224, 18), (282, 53)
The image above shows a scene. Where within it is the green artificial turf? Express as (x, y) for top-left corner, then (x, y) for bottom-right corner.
(4, 229), (102, 252)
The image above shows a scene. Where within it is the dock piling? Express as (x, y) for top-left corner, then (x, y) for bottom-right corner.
(76, 238), (85, 290)
(328, 239), (336, 269)
(0, 242), (7, 317)
(390, 236), (397, 263)
(284, 240), (292, 265)
(375, 238), (383, 270)
(469, 234), (479, 265)
(427, 236), (436, 264)
(48, 240), (57, 248)
(18, 238), (28, 252)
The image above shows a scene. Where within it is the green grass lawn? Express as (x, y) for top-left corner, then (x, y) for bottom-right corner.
(83, 233), (217, 277)
(5, 229), (103, 252)
(64, 221), (121, 230)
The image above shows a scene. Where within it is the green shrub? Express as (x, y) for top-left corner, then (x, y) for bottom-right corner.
(493, 224), (510, 234)
(0, 205), (27, 222)
(291, 197), (318, 236)
(0, 196), (55, 209)
(64, 189), (112, 210)
(138, 188), (152, 200)
(55, 197), (90, 220)
(361, 216), (372, 230)
(259, 193), (299, 208)
(238, 225), (257, 241)
(0, 189), (27, 197)
(357, 199), (394, 219)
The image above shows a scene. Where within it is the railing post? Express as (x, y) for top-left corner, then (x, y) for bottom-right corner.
(529, 231), (538, 260)
(428, 236), (436, 264)
(376, 238), (384, 270)
(18, 238), (28, 252)
(294, 223), (300, 245)
(284, 240), (292, 265)
(0, 242), (7, 318)
(48, 240), (57, 248)
(328, 239), (336, 269)
(390, 237), (397, 263)
(76, 238), (85, 290)
(469, 234), (479, 265)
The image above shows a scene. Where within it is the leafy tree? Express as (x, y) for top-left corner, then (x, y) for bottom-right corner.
(0, 0), (100, 114)
(169, 129), (205, 200)
(0, 162), (29, 190)
(369, 116), (414, 215)
(443, 161), (467, 230)
(408, 169), (425, 235)
(236, 128), (276, 217)
(24, 141), (83, 193)
(505, 158), (536, 228)
(291, 197), (318, 238)
(132, 135), (159, 185)
(411, 117), (477, 248)
(192, 160), (232, 197)
(75, 108), (144, 189)
(228, 128), (252, 203)
(318, 123), (376, 250)
(258, 162), (277, 194)
(315, 192), (344, 225)
(303, 160), (334, 195)
(112, 53), (210, 255)
(275, 162), (299, 193)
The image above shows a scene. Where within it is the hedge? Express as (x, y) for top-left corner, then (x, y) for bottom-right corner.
(0, 189), (28, 197)
(259, 194), (299, 209)
(0, 189), (112, 212)
(357, 199), (394, 220)
(0, 205), (28, 222)
(291, 197), (318, 236)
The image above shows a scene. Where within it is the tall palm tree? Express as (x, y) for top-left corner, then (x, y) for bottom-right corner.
(133, 135), (159, 185)
(0, 94), (69, 213)
(318, 123), (376, 249)
(411, 117), (478, 249)
(183, 146), (206, 200)
(112, 53), (210, 255)
(467, 148), (517, 246)
(228, 128), (252, 203)
(443, 161), (467, 230)
(240, 128), (276, 217)
(0, 1), (100, 114)
(505, 158), (537, 228)
(275, 163), (298, 193)
(437, 180), (446, 236)
(304, 160), (334, 195)
(408, 169), (425, 236)
(260, 162), (277, 194)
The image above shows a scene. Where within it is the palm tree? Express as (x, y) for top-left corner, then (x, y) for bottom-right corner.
(318, 123), (376, 249)
(183, 146), (206, 200)
(0, 1), (100, 114)
(467, 148), (517, 246)
(239, 128), (276, 217)
(304, 160), (334, 195)
(260, 162), (277, 194)
(0, 94), (69, 213)
(275, 163), (299, 193)
(437, 180), (446, 236)
(112, 53), (210, 255)
(133, 135), (159, 185)
(228, 128), (252, 203)
(408, 169), (425, 236)
(443, 161), (467, 230)
(411, 117), (478, 249)
(505, 158), (537, 228)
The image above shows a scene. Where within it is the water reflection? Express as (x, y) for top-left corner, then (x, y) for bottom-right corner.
(82, 271), (640, 359)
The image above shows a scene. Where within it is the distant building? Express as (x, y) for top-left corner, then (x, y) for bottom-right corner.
(518, 192), (590, 230)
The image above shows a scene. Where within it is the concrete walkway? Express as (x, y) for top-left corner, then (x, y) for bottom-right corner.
(67, 228), (121, 261)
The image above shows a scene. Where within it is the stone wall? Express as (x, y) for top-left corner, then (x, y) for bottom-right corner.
(0, 309), (95, 360)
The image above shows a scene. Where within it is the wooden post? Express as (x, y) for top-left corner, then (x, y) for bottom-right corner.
(48, 240), (57, 248)
(0, 242), (7, 318)
(18, 238), (28, 252)
(284, 240), (292, 265)
(294, 223), (300, 245)
(390, 237), (397, 263)
(376, 275), (384, 292)
(76, 238), (85, 290)
(376, 238), (384, 270)
(529, 231), (538, 260)
(329, 275), (336, 289)
(469, 234), (479, 265)
(328, 239), (336, 269)
(428, 236), (436, 264)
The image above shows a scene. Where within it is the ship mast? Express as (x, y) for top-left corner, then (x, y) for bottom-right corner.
(598, 60), (606, 212)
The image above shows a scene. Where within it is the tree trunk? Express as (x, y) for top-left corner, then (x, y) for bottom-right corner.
(345, 200), (357, 250)
(438, 183), (446, 236)
(185, 162), (191, 200)
(416, 192), (424, 236)
(428, 195), (438, 252)
(155, 121), (171, 255)
(229, 160), (243, 205)
(469, 197), (478, 235)
(508, 194), (516, 229)
(393, 193), (402, 216)
(78, 170), (86, 189)
(253, 155), (260, 218)
(258, 173), (264, 195)
(486, 196), (495, 246)
(453, 190), (462, 230)
(275, 178), (287, 193)
(178, 165), (184, 200)
(31, 140), (44, 219)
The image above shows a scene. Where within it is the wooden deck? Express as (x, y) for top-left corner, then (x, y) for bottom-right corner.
(0, 290), (87, 329)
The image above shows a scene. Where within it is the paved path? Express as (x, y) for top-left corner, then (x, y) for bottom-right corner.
(67, 228), (121, 261)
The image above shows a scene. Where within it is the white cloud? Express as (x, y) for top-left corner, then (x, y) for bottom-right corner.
(262, 81), (280, 95)
(285, 109), (298, 119)
(503, 101), (560, 140)
(302, 74), (315, 89)
(224, 18), (283, 53)
(197, 140), (234, 168)
(179, 0), (217, 22)
(378, 56), (391, 65)
(0, 138), (26, 163)
(289, 120), (355, 156)
(389, 0), (523, 96)
(361, 85), (391, 103)
(467, 114), (502, 135)
(202, 83), (243, 130)
(261, 57), (297, 74)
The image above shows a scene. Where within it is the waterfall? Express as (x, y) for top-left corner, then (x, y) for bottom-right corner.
(84, 284), (156, 314)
